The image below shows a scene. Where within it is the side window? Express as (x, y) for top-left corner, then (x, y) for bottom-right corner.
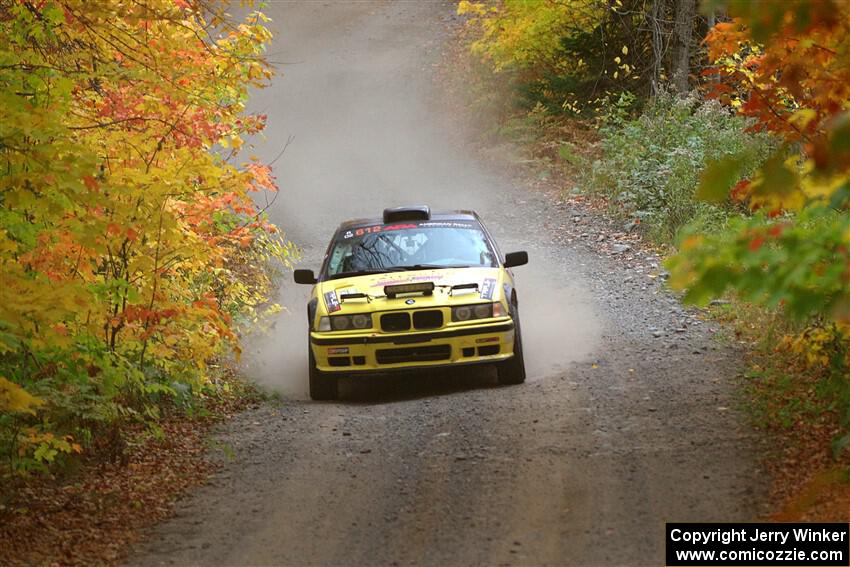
(465, 230), (495, 266)
(472, 232), (497, 266)
(327, 242), (351, 275)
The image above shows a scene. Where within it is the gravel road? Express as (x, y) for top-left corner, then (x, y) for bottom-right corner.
(129, 2), (766, 565)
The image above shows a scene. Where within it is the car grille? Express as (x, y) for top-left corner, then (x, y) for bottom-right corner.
(380, 312), (410, 332)
(380, 310), (445, 332)
(375, 345), (451, 364)
(412, 310), (443, 329)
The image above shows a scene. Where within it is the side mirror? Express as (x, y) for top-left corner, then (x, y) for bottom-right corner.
(294, 269), (317, 285)
(503, 251), (528, 268)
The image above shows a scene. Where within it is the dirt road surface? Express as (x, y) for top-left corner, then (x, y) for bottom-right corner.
(129, 2), (766, 565)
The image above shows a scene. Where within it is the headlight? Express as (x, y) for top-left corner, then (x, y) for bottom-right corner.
(452, 303), (494, 322)
(454, 306), (472, 321)
(321, 314), (372, 332)
(473, 304), (491, 319)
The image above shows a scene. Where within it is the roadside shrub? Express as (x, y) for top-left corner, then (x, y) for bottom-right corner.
(581, 92), (775, 243)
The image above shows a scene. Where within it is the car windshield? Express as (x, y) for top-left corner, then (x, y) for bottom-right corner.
(323, 221), (497, 279)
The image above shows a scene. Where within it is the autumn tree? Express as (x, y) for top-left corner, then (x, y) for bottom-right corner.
(0, 0), (293, 471)
(670, 0), (850, 313)
(667, 0), (850, 448)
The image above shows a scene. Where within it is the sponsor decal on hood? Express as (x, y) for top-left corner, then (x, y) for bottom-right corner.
(480, 278), (496, 300)
(368, 273), (446, 288)
(324, 290), (341, 313)
(324, 268), (502, 302)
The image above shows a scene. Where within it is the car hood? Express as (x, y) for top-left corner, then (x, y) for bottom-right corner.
(317, 267), (503, 313)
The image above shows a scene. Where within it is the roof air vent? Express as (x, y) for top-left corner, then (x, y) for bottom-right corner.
(382, 205), (430, 223)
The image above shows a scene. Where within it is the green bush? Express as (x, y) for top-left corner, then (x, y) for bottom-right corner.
(581, 92), (775, 243)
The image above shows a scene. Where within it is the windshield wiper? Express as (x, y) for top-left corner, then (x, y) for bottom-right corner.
(327, 265), (473, 280)
(394, 264), (470, 271)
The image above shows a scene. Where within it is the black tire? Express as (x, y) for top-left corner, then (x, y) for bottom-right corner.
(497, 302), (526, 385)
(309, 348), (338, 400)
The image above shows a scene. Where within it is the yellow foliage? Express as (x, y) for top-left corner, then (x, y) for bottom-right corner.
(457, 0), (487, 16)
(801, 170), (850, 203)
(0, 0), (294, 379)
(0, 0), (295, 471)
(459, 0), (606, 73)
(0, 376), (44, 415)
(779, 325), (850, 371)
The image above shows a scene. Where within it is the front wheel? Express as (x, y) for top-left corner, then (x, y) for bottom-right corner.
(309, 348), (338, 400)
(497, 303), (526, 385)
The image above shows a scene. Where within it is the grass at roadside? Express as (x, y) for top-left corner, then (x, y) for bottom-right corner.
(0, 367), (265, 567)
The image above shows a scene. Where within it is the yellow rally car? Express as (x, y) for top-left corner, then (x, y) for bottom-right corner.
(293, 205), (528, 400)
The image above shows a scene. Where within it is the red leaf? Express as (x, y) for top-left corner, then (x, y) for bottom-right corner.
(83, 175), (99, 191)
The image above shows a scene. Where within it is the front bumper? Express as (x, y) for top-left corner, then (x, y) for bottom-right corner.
(310, 318), (515, 373)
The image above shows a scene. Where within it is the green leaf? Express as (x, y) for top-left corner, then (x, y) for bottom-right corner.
(832, 432), (850, 459)
(33, 445), (57, 463)
(751, 154), (798, 200)
(697, 154), (750, 202)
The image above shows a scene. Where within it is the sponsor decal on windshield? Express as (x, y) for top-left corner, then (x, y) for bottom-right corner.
(341, 223), (418, 239)
(340, 221), (476, 239)
(417, 221), (476, 229)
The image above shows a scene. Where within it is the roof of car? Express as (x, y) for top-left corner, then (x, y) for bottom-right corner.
(336, 210), (480, 230)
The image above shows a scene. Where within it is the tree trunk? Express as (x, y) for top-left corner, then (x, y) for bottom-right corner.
(648, 0), (666, 96)
(672, 0), (696, 93)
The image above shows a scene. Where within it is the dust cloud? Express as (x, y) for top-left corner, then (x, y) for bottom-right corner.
(238, 2), (602, 398)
